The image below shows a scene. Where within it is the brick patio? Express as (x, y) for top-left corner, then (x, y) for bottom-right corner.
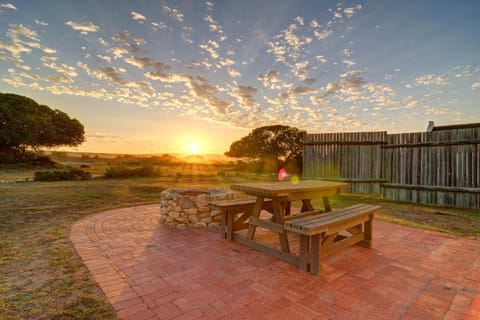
(70, 204), (480, 320)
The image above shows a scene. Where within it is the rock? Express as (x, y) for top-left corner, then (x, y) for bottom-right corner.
(185, 208), (199, 215)
(194, 222), (207, 228)
(179, 197), (196, 209)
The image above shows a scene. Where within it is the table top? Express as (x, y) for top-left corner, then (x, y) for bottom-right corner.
(231, 180), (348, 198)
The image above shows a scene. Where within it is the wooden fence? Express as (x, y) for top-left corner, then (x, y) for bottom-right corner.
(303, 128), (480, 208)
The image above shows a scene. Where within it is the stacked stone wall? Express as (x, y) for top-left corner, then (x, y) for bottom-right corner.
(160, 188), (241, 227)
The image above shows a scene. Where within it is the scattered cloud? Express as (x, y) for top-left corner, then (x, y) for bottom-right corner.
(0, 3), (16, 10)
(35, 19), (48, 26)
(42, 61), (78, 77)
(163, 5), (184, 23)
(343, 59), (356, 67)
(45, 74), (74, 83)
(65, 21), (100, 35)
(0, 2), (476, 132)
(124, 56), (171, 73)
(43, 47), (56, 54)
(97, 54), (111, 63)
(131, 11), (146, 21)
(257, 70), (281, 89)
(415, 73), (448, 86)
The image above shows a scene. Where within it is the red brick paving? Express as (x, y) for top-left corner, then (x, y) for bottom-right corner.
(70, 204), (480, 320)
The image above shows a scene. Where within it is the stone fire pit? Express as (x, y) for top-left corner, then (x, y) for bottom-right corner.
(160, 187), (241, 227)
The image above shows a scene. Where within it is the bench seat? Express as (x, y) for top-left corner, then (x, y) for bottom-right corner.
(209, 198), (274, 240)
(284, 203), (381, 275)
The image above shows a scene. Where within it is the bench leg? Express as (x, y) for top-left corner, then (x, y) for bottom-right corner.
(298, 234), (322, 276)
(310, 234), (322, 276)
(299, 235), (310, 272)
(361, 215), (373, 248)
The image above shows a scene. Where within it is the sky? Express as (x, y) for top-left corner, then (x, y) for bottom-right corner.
(1, 0), (479, 155)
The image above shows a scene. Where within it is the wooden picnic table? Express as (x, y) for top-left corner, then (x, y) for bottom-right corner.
(230, 180), (348, 265)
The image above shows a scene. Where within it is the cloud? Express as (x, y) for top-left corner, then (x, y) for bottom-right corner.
(0, 3), (16, 10)
(257, 70), (282, 89)
(112, 47), (129, 59)
(40, 56), (57, 63)
(65, 21), (100, 35)
(97, 54), (111, 63)
(163, 5), (184, 23)
(35, 19), (48, 26)
(45, 74), (74, 83)
(316, 55), (327, 63)
(472, 82), (480, 90)
(43, 47), (56, 54)
(424, 107), (449, 115)
(343, 5), (362, 18)
(110, 31), (146, 58)
(199, 40), (220, 59)
(111, 31), (145, 46)
(131, 11), (146, 21)
(313, 29), (332, 40)
(124, 56), (171, 73)
(341, 69), (366, 88)
(204, 15), (223, 34)
(0, 40), (30, 62)
(231, 85), (258, 110)
(412, 66), (475, 88)
(42, 62), (78, 77)
(151, 21), (167, 31)
(92, 66), (126, 84)
(227, 69), (241, 78)
(186, 76), (232, 115)
(0, 24), (42, 63)
(7, 24), (39, 42)
(415, 73), (448, 86)
(310, 96), (326, 106)
(343, 59), (356, 67)
(291, 86), (316, 95)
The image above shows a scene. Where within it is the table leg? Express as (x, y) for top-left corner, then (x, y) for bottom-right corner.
(273, 198), (290, 253)
(322, 196), (332, 212)
(246, 196), (264, 240)
(301, 199), (314, 212)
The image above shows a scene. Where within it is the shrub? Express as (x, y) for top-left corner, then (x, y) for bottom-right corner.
(0, 149), (56, 168)
(34, 169), (92, 181)
(103, 165), (155, 178)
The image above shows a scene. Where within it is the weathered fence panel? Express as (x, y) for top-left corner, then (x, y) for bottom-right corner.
(303, 131), (387, 194)
(381, 128), (480, 208)
(303, 127), (480, 208)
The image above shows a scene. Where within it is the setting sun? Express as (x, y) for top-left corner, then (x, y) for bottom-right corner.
(187, 142), (202, 154)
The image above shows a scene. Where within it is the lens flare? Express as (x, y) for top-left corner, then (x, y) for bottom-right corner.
(290, 175), (300, 184)
(278, 168), (288, 181)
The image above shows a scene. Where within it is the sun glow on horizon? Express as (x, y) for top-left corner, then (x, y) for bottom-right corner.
(187, 142), (202, 154)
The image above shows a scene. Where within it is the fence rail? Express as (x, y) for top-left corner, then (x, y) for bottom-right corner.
(303, 128), (480, 208)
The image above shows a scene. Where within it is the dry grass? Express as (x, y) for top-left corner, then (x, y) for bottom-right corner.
(0, 171), (479, 319)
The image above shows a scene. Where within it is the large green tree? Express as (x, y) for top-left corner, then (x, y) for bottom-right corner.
(225, 125), (305, 173)
(0, 93), (85, 156)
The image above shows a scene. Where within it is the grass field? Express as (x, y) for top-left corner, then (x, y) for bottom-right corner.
(1, 166), (479, 319)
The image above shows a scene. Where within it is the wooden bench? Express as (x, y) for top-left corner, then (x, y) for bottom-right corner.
(209, 198), (274, 240)
(284, 203), (381, 275)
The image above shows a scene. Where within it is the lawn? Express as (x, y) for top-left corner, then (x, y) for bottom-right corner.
(1, 173), (479, 319)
